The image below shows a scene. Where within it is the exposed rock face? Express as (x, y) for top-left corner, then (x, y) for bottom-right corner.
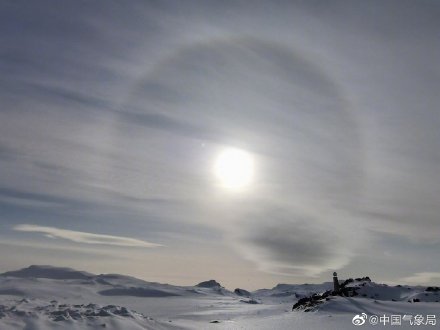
(234, 288), (251, 297)
(342, 277), (371, 287)
(0, 301), (149, 323)
(426, 287), (440, 292)
(292, 277), (372, 312)
(292, 291), (333, 312)
(195, 280), (222, 288)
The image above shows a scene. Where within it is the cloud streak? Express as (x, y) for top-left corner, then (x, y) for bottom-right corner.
(13, 224), (162, 248)
(400, 272), (440, 286)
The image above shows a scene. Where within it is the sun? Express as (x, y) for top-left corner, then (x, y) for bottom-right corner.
(214, 148), (254, 190)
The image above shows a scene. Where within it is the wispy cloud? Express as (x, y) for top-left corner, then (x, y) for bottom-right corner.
(13, 224), (162, 248)
(400, 272), (440, 285)
(0, 196), (64, 208)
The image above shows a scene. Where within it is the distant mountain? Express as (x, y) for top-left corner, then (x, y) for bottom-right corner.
(0, 265), (94, 280)
(0, 265), (235, 298)
(253, 282), (333, 301)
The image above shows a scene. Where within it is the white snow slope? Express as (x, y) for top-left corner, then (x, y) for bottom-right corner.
(0, 266), (438, 329)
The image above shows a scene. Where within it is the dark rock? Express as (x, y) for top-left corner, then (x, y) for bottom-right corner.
(53, 315), (68, 322)
(292, 297), (310, 310)
(12, 310), (27, 317)
(196, 280), (222, 288)
(234, 288), (251, 297)
(426, 286), (440, 292)
(96, 309), (111, 317)
(341, 278), (354, 288)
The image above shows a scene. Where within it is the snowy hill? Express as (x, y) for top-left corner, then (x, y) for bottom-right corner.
(1, 265), (94, 280)
(0, 266), (439, 329)
(0, 299), (172, 330)
(345, 279), (440, 302)
(253, 282), (333, 302)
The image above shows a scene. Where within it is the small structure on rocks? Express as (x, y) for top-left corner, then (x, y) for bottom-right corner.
(292, 273), (372, 312)
(333, 272), (340, 292)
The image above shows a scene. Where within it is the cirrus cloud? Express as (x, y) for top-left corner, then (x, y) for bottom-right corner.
(400, 272), (440, 286)
(13, 224), (162, 248)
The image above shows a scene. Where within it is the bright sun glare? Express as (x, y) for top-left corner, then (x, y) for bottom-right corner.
(214, 148), (254, 190)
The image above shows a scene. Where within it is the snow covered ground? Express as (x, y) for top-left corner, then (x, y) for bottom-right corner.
(0, 266), (438, 329)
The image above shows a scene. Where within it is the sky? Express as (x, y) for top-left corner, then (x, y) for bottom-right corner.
(0, 0), (439, 290)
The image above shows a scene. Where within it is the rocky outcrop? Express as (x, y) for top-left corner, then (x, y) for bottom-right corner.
(234, 288), (251, 297)
(292, 277), (372, 312)
(195, 280), (222, 288)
